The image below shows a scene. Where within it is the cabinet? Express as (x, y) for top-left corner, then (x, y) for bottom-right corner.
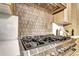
(0, 3), (13, 15)
(0, 16), (20, 56)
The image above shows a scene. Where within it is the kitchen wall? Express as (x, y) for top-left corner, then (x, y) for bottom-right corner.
(53, 10), (64, 23)
(53, 3), (79, 36)
(14, 4), (53, 37)
(15, 3), (79, 37)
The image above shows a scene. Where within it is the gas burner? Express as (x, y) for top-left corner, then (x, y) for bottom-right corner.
(21, 34), (71, 50)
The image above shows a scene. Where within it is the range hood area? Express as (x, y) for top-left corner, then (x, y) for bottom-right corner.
(0, 4), (12, 15)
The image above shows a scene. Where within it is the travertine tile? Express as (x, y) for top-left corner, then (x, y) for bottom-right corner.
(14, 4), (53, 37)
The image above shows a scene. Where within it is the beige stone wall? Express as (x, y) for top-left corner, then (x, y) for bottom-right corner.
(53, 10), (64, 23)
(14, 4), (53, 37)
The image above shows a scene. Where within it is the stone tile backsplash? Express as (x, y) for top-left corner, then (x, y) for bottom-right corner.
(14, 4), (53, 37)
